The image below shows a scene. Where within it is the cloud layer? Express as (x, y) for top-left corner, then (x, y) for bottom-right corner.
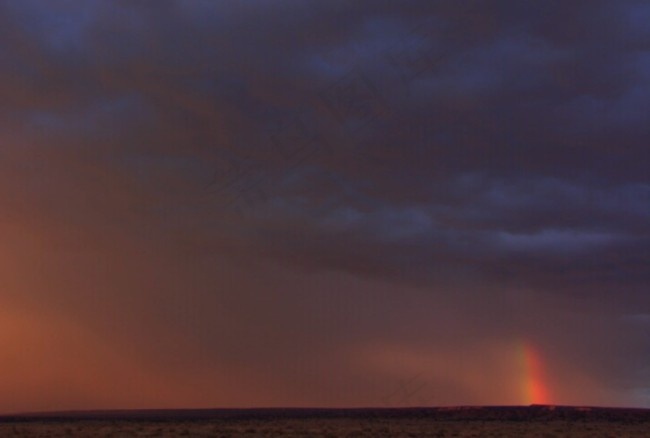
(0, 0), (648, 412)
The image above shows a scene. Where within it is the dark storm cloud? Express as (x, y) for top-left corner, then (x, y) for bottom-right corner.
(0, 0), (648, 410)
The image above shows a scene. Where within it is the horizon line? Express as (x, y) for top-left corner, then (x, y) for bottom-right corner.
(3, 404), (650, 419)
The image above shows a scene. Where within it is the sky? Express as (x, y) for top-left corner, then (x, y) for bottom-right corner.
(0, 0), (649, 413)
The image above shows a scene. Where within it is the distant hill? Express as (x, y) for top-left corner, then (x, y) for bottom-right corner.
(2, 405), (650, 423)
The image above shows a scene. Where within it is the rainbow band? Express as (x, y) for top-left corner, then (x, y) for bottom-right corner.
(519, 342), (550, 405)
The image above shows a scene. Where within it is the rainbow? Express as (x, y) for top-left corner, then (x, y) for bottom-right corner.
(518, 341), (550, 405)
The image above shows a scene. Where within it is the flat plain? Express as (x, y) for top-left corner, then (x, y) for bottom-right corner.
(1, 406), (649, 437)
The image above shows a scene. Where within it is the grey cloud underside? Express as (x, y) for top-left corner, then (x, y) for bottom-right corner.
(3, 0), (648, 300)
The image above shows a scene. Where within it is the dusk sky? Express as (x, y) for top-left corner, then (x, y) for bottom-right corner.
(1, 0), (649, 413)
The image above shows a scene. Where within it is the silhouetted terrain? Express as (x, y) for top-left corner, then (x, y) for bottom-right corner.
(2, 406), (650, 437)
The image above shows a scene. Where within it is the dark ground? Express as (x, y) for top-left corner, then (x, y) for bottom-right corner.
(1, 406), (649, 437)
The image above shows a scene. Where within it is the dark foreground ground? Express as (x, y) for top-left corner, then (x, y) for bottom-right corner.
(1, 406), (650, 437)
